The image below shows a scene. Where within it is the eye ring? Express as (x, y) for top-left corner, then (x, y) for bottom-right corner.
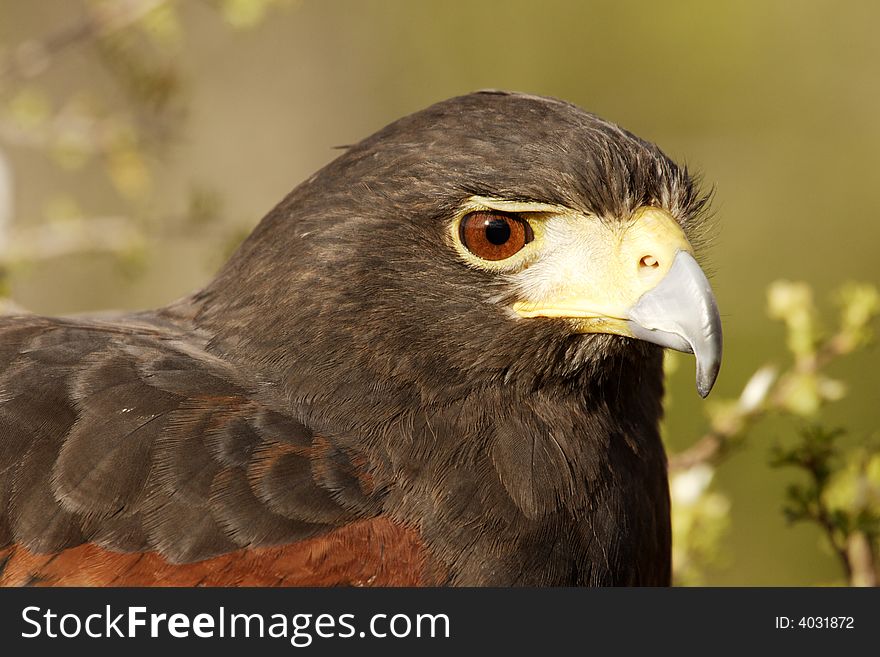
(458, 211), (534, 261)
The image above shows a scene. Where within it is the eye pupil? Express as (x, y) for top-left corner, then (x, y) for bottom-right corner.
(485, 218), (511, 245)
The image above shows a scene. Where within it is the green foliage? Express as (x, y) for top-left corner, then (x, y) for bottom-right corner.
(770, 426), (880, 585)
(669, 281), (880, 585)
(767, 280), (821, 361)
(771, 425), (845, 529)
(670, 464), (730, 586)
(0, 0), (293, 306)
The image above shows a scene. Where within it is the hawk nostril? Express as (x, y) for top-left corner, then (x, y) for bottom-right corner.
(640, 255), (659, 269)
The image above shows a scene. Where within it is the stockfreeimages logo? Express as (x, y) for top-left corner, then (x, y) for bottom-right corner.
(21, 606), (451, 647)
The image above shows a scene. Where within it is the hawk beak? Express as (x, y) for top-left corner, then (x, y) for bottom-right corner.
(627, 250), (722, 398)
(512, 207), (722, 397)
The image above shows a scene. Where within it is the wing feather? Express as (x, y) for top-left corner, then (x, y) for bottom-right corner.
(0, 314), (400, 584)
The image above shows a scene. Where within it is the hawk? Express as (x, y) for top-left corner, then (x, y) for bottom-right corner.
(0, 91), (721, 586)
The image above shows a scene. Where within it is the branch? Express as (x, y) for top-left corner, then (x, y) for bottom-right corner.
(669, 287), (878, 475)
(669, 365), (777, 472)
(848, 532), (878, 587)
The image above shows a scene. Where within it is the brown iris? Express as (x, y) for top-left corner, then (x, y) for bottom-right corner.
(458, 211), (534, 261)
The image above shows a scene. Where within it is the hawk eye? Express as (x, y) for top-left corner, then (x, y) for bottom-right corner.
(459, 211), (534, 261)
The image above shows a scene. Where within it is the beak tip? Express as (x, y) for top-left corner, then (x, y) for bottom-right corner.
(695, 358), (721, 398)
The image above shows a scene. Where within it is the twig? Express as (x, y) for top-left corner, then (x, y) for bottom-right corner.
(848, 532), (878, 587)
(812, 491), (853, 582)
(668, 431), (728, 472)
(669, 365), (777, 472)
(668, 310), (872, 475)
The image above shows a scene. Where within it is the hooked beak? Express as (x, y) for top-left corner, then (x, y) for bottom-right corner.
(512, 207), (722, 396)
(627, 250), (722, 397)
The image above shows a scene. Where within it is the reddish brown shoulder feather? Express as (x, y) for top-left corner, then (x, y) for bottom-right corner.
(0, 517), (441, 586)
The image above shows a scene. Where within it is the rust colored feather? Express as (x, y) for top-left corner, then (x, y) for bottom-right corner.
(0, 517), (439, 586)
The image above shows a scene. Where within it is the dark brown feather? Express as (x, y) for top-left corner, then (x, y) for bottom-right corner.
(0, 317), (382, 576)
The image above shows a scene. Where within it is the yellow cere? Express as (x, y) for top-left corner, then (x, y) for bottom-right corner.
(511, 206), (693, 335)
(450, 198), (694, 337)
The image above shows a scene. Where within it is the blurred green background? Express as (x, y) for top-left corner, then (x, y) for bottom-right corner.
(1, 0), (878, 585)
